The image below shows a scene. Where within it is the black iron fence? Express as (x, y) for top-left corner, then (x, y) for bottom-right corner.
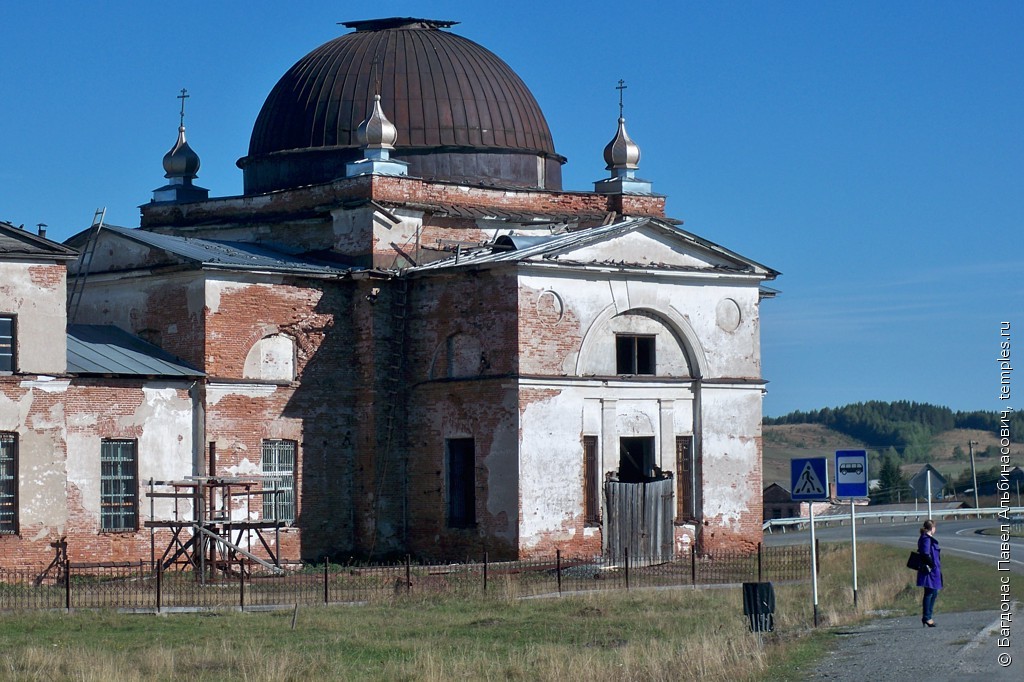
(0, 544), (811, 612)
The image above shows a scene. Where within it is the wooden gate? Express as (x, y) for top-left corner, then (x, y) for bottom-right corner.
(604, 477), (674, 565)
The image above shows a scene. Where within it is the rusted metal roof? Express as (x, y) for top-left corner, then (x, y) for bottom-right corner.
(249, 18), (556, 157)
(67, 325), (203, 377)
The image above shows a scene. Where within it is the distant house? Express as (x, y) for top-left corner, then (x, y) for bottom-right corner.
(764, 483), (799, 520)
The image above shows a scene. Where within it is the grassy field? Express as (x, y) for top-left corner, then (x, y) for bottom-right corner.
(0, 542), (998, 681)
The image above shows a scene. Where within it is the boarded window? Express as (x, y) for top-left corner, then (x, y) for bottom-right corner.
(0, 316), (14, 372)
(675, 436), (697, 522)
(583, 436), (600, 524)
(262, 439), (296, 522)
(0, 433), (16, 533)
(100, 439), (138, 532)
(615, 334), (655, 374)
(446, 438), (476, 528)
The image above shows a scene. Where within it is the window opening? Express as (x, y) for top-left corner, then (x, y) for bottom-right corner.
(583, 436), (600, 524)
(675, 436), (697, 521)
(0, 433), (17, 533)
(446, 438), (476, 528)
(262, 439), (296, 522)
(100, 439), (138, 531)
(0, 316), (14, 372)
(615, 334), (655, 374)
(618, 436), (656, 483)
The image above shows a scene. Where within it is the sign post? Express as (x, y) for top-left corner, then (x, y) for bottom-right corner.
(835, 450), (868, 608)
(791, 457), (829, 626)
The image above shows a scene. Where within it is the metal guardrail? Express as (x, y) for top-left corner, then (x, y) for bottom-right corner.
(763, 506), (1024, 533)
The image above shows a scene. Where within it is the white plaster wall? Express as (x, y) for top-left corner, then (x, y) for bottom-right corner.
(519, 383), (696, 551)
(65, 383), (195, 526)
(560, 227), (734, 269)
(519, 270), (762, 380)
(0, 262), (67, 373)
(699, 385), (764, 532)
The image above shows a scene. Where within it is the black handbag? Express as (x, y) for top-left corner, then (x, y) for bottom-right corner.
(907, 551), (932, 573)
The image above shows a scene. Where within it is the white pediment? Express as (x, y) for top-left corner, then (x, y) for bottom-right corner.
(548, 224), (735, 269)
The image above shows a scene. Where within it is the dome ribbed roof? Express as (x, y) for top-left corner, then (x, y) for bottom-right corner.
(243, 18), (561, 193)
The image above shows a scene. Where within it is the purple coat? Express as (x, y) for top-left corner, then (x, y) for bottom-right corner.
(916, 532), (943, 589)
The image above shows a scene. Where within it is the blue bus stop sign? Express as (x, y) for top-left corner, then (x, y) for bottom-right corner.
(835, 450), (868, 499)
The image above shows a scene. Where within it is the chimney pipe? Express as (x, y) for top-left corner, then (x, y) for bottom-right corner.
(36, 223), (47, 239)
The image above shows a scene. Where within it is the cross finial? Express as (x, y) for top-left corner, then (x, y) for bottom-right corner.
(616, 79), (627, 118)
(177, 88), (190, 127)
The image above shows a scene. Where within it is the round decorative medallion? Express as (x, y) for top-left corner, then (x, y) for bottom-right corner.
(715, 298), (742, 332)
(536, 290), (564, 324)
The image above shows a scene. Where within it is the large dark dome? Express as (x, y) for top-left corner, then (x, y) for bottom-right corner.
(240, 18), (564, 194)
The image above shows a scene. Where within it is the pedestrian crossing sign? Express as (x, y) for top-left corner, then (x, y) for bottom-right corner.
(791, 457), (829, 500)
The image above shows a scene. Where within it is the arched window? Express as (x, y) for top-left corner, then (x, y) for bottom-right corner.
(243, 334), (295, 381)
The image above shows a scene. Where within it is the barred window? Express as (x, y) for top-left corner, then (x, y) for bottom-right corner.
(100, 439), (138, 532)
(0, 316), (14, 372)
(583, 436), (600, 525)
(676, 436), (698, 522)
(262, 440), (296, 522)
(0, 433), (17, 533)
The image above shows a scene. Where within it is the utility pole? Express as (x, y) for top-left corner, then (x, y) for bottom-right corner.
(969, 440), (980, 509)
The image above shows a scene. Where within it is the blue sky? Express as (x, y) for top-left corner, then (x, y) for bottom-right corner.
(3, 1), (1021, 417)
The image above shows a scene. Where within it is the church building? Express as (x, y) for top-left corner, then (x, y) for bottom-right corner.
(1, 18), (777, 569)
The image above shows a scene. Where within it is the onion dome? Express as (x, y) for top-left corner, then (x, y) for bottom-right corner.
(163, 125), (201, 179)
(240, 18), (565, 194)
(603, 117), (641, 172)
(356, 95), (398, 150)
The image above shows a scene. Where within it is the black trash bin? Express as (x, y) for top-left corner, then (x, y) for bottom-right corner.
(742, 581), (775, 632)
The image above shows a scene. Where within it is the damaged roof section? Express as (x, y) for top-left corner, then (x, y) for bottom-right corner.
(410, 217), (780, 279)
(0, 221), (79, 261)
(67, 324), (204, 377)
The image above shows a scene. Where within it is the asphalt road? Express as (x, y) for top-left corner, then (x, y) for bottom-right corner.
(764, 518), (1024, 574)
(764, 518), (1024, 679)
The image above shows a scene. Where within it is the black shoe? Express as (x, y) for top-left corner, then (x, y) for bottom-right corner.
(923, 619), (936, 628)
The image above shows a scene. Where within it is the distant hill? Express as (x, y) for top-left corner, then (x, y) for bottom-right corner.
(762, 401), (1022, 500)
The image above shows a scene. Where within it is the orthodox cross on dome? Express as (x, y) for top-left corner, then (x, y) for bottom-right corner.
(177, 88), (189, 128)
(616, 79), (626, 118)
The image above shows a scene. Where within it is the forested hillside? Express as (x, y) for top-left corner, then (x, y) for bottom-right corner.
(765, 400), (1021, 461)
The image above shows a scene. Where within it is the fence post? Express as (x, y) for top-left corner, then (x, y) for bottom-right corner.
(323, 562), (329, 605)
(758, 542), (763, 582)
(64, 559), (71, 611)
(405, 554), (411, 594)
(556, 549), (562, 595)
(691, 545), (697, 586)
(239, 566), (245, 611)
(815, 538), (820, 577)
(483, 552), (488, 594)
(156, 563), (163, 612)
(624, 547), (629, 591)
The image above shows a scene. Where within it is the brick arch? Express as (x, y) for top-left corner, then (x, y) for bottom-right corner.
(574, 304), (707, 378)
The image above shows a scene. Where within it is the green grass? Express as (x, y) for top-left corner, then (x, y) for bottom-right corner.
(0, 543), (999, 681)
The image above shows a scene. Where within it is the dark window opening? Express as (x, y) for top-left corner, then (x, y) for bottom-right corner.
(0, 433), (17, 534)
(447, 438), (476, 528)
(676, 436), (697, 522)
(100, 439), (138, 532)
(618, 436), (656, 483)
(0, 316), (14, 372)
(616, 335), (655, 375)
(583, 436), (600, 525)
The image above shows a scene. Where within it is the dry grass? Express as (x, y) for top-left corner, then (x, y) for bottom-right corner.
(0, 542), (994, 682)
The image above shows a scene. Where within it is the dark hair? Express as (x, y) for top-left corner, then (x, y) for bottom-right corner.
(921, 519), (935, 533)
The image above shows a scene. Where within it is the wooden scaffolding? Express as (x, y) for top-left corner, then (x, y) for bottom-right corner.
(145, 476), (286, 580)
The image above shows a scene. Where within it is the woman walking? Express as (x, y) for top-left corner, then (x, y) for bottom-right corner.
(917, 519), (943, 627)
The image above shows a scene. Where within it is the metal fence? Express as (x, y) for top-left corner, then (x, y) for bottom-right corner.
(0, 544), (810, 612)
